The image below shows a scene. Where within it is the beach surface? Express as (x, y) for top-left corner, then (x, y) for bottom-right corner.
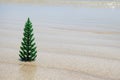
(0, 1), (120, 80)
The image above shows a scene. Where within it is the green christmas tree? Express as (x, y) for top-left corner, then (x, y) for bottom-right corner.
(19, 18), (37, 61)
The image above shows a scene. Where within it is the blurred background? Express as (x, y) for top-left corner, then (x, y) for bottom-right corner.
(0, 0), (120, 8)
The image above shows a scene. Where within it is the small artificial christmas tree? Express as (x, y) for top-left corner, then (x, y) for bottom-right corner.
(19, 18), (37, 61)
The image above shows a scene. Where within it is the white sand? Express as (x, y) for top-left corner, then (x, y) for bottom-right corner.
(0, 3), (120, 80)
(0, 25), (120, 80)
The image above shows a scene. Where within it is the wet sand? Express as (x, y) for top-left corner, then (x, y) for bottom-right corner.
(0, 2), (120, 80)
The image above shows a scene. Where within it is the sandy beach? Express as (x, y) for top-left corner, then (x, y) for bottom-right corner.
(0, 1), (120, 80)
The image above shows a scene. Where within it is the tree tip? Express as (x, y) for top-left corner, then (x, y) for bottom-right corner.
(27, 17), (30, 21)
